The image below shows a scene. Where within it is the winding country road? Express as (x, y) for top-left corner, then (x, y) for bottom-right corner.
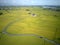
(0, 18), (59, 45)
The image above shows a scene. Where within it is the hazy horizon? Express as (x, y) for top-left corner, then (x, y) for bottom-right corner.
(0, 0), (60, 6)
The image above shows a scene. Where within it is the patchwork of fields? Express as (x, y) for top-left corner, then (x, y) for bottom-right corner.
(0, 6), (60, 45)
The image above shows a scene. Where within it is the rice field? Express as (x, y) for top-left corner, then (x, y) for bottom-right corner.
(0, 6), (60, 45)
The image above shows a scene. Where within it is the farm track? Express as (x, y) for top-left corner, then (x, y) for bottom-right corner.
(0, 18), (59, 45)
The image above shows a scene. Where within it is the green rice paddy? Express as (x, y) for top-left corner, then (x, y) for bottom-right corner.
(0, 6), (60, 45)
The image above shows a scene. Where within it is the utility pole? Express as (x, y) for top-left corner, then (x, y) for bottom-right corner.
(53, 28), (57, 41)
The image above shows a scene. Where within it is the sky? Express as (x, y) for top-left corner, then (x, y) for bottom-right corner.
(0, 0), (60, 6)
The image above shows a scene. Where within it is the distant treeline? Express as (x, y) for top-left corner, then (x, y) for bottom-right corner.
(42, 5), (60, 11)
